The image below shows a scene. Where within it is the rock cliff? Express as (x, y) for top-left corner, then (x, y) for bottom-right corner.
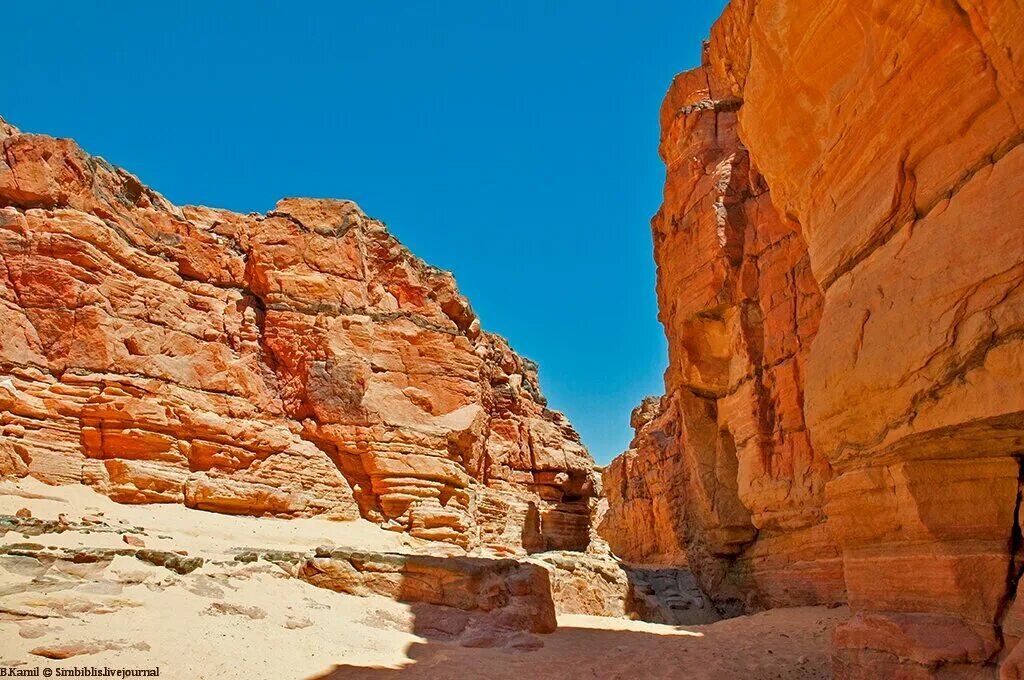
(3, 1), (1023, 673)
(0, 117), (597, 556)
(601, 0), (1023, 677)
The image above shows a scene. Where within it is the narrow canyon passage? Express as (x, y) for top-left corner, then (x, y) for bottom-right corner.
(1, 0), (1023, 678)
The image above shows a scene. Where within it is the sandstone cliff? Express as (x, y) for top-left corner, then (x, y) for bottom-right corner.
(601, 1), (1023, 677)
(0, 117), (598, 556)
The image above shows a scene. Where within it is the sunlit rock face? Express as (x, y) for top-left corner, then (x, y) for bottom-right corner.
(602, 0), (1024, 676)
(0, 117), (598, 555)
(601, 49), (843, 612)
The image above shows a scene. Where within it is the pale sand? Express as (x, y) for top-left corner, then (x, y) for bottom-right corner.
(0, 479), (848, 679)
(315, 607), (847, 679)
(0, 477), (442, 557)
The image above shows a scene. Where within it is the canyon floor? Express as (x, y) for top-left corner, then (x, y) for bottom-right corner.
(0, 479), (848, 679)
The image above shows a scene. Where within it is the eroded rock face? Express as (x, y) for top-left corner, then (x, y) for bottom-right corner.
(603, 0), (1023, 677)
(600, 51), (844, 611)
(0, 118), (597, 555)
(293, 548), (557, 640)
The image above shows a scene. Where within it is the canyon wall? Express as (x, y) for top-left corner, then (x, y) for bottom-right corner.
(0, 117), (598, 557)
(601, 25), (843, 612)
(602, 0), (1023, 676)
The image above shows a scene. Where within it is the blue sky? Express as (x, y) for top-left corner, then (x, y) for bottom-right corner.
(4, 1), (726, 464)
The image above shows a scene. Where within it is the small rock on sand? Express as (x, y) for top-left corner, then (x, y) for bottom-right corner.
(31, 640), (150, 659)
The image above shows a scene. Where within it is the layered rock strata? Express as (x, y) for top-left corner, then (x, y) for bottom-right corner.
(0, 117), (597, 556)
(603, 1), (1023, 677)
(527, 550), (718, 624)
(601, 43), (843, 611)
(0, 512), (556, 650)
(293, 548), (557, 643)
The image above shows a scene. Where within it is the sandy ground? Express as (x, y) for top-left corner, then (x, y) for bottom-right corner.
(0, 478), (443, 557)
(312, 608), (848, 680)
(0, 479), (848, 679)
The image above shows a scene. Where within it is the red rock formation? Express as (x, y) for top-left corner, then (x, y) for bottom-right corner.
(603, 0), (1023, 676)
(0, 117), (597, 555)
(601, 46), (843, 611)
(600, 397), (690, 567)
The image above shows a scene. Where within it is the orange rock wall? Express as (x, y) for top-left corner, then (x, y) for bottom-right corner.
(601, 49), (844, 610)
(0, 118), (597, 556)
(603, 0), (1024, 676)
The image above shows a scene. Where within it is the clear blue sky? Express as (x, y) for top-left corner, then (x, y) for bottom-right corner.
(4, 1), (726, 465)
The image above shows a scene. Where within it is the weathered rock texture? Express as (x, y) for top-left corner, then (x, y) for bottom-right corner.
(294, 548), (557, 642)
(601, 33), (843, 612)
(530, 551), (722, 625)
(0, 511), (557, 650)
(602, 0), (1023, 677)
(0, 117), (597, 556)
